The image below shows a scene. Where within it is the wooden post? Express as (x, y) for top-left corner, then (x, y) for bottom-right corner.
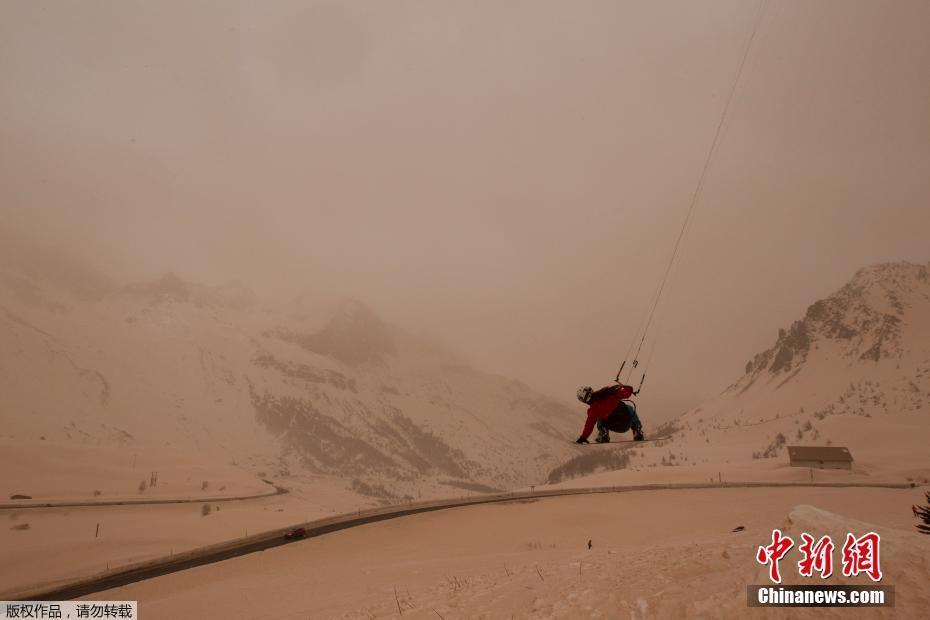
(95, 523), (100, 538)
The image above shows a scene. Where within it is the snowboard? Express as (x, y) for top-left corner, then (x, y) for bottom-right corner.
(574, 435), (671, 445)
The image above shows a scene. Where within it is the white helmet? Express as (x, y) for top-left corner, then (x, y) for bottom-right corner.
(576, 386), (594, 404)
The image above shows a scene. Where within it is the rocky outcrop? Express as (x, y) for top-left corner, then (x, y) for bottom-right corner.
(743, 262), (923, 381)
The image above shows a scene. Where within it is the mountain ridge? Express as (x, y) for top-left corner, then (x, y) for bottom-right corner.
(0, 240), (577, 499)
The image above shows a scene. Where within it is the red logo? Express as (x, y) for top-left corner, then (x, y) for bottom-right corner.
(841, 532), (883, 582)
(756, 529), (794, 584)
(797, 533), (834, 579)
(758, 529), (882, 583)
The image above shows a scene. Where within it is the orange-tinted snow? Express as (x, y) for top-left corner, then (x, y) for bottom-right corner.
(98, 487), (928, 619)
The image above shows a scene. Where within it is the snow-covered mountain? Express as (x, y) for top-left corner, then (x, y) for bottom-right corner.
(721, 261), (929, 420)
(0, 237), (577, 499)
(666, 261), (930, 472)
(545, 261), (930, 486)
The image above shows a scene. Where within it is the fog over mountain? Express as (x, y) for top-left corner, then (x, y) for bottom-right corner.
(3, 4), (930, 612)
(0, 239), (579, 498)
(3, 0), (929, 421)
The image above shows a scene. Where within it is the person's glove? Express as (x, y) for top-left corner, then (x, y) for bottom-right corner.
(576, 436), (589, 444)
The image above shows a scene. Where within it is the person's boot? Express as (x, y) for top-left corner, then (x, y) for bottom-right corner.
(596, 428), (610, 443)
(633, 425), (645, 441)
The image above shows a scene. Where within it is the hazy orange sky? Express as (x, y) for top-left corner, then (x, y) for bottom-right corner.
(2, 0), (929, 419)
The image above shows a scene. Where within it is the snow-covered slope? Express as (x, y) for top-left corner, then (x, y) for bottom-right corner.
(731, 261), (929, 418)
(248, 299), (576, 495)
(0, 237), (576, 499)
(545, 261), (930, 485)
(664, 261), (930, 474)
(95, 487), (930, 619)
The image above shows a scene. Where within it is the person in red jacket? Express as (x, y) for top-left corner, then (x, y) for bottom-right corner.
(575, 383), (644, 443)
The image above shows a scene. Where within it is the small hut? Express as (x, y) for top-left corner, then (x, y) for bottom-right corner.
(787, 446), (853, 470)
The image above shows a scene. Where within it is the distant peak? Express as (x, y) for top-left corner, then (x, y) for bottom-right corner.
(120, 273), (257, 309)
(155, 272), (192, 297)
(848, 261), (929, 288)
(332, 299), (379, 323)
(273, 299), (395, 366)
(741, 260), (928, 383)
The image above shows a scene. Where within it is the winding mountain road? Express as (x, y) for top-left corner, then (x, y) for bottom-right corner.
(10, 479), (916, 602)
(0, 485), (286, 512)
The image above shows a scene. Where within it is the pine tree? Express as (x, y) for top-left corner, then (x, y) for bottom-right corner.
(917, 492), (930, 535)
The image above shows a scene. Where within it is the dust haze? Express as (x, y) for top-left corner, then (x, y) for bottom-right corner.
(3, 0), (929, 420)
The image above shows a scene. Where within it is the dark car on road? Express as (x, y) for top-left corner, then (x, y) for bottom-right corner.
(284, 527), (306, 540)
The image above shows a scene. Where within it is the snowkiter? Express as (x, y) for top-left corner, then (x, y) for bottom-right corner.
(575, 384), (644, 444)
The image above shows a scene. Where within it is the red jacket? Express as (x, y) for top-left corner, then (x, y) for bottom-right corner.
(580, 384), (634, 439)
